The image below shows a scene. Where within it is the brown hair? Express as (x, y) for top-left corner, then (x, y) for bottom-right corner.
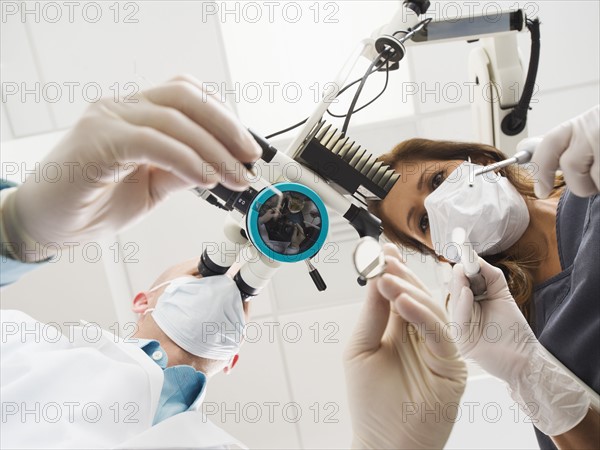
(369, 138), (564, 322)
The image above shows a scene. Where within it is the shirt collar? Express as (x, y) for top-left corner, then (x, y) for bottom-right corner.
(135, 338), (208, 417)
(136, 338), (169, 368)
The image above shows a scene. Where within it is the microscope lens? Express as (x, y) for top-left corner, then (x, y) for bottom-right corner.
(257, 191), (323, 256)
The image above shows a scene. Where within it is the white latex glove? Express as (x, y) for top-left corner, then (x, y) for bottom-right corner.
(344, 244), (467, 449)
(1, 75), (261, 261)
(449, 258), (590, 436)
(530, 104), (599, 199)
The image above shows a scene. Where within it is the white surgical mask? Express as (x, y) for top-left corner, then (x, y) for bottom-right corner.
(424, 161), (530, 261)
(149, 275), (245, 361)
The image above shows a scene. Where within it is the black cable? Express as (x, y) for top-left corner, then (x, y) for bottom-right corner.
(341, 49), (390, 136)
(327, 60), (390, 118)
(265, 118), (308, 140)
(263, 18), (429, 140)
(327, 57), (391, 112)
(265, 51), (392, 139)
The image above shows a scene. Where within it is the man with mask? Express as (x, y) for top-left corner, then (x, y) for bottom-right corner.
(1, 258), (248, 449)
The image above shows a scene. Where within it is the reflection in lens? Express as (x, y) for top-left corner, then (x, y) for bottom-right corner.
(257, 192), (322, 256)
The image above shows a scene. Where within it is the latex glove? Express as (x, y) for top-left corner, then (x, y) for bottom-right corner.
(530, 104), (599, 199)
(344, 244), (467, 449)
(449, 258), (590, 436)
(1, 75), (261, 261)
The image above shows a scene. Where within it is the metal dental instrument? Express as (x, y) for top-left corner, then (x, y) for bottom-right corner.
(473, 136), (542, 178)
(469, 137), (542, 188)
(473, 149), (534, 177)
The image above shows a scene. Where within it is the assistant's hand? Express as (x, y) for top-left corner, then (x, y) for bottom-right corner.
(449, 258), (590, 436)
(2, 75), (261, 261)
(343, 244), (467, 449)
(531, 105), (599, 198)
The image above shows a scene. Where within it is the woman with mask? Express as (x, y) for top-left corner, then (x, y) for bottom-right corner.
(368, 106), (599, 449)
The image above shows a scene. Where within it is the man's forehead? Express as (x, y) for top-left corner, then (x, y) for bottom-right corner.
(151, 257), (199, 288)
(169, 258), (199, 275)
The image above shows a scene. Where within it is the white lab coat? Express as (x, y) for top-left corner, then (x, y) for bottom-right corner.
(0, 310), (246, 449)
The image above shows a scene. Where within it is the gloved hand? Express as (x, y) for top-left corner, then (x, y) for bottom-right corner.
(449, 257), (591, 436)
(344, 244), (467, 449)
(1, 75), (261, 261)
(530, 104), (599, 199)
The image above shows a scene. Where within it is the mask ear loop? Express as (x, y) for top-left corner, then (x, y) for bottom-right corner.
(143, 276), (194, 317)
(148, 279), (173, 293)
(148, 275), (198, 294)
(142, 307), (156, 316)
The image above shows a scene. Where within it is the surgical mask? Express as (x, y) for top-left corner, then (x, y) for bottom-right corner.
(149, 275), (245, 361)
(423, 161), (530, 261)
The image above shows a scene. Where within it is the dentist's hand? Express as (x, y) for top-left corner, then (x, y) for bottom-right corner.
(449, 258), (590, 436)
(531, 105), (599, 198)
(1, 75), (261, 261)
(344, 244), (467, 449)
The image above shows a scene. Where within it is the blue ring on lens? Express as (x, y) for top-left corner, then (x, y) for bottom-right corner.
(246, 182), (329, 263)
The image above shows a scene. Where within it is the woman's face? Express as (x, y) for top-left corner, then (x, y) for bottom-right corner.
(380, 159), (464, 251)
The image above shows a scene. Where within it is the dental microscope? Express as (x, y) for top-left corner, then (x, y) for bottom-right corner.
(193, 0), (541, 300)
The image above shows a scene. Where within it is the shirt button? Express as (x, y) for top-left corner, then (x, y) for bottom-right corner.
(152, 351), (163, 361)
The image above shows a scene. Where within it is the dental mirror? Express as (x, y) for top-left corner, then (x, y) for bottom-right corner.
(353, 236), (386, 286)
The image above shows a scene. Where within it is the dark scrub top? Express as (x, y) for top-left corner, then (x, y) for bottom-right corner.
(532, 190), (600, 449)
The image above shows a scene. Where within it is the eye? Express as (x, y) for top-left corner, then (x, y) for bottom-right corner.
(431, 171), (445, 190)
(419, 213), (429, 234)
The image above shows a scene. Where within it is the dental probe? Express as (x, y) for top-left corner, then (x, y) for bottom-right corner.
(452, 227), (487, 301)
(473, 150), (533, 177)
(473, 136), (542, 178)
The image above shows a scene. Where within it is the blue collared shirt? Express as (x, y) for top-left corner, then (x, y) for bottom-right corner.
(135, 338), (207, 425)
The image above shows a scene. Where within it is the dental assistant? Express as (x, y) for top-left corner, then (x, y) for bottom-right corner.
(371, 105), (600, 449)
